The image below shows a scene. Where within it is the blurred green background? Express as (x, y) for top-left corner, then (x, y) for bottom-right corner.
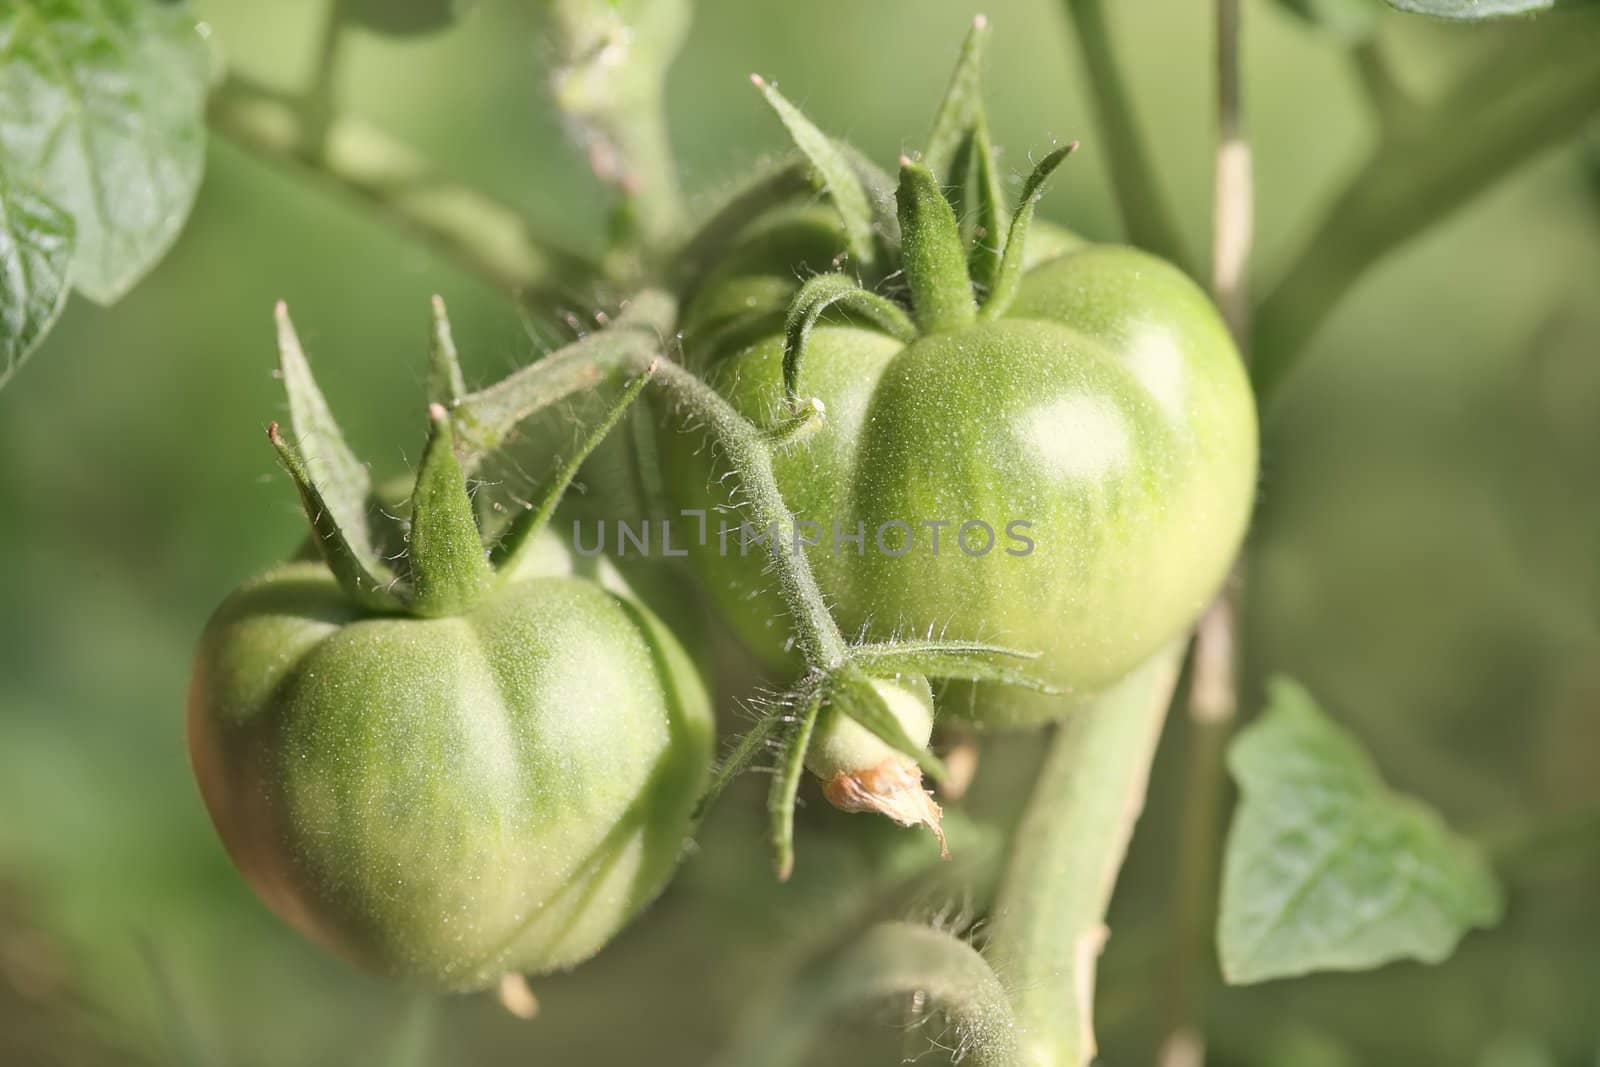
(2, 0), (1597, 1064)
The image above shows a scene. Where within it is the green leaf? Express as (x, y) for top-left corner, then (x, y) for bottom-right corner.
(0, 0), (209, 304)
(751, 75), (879, 268)
(0, 172), (74, 391)
(407, 405), (491, 616)
(343, 0), (474, 36)
(1218, 678), (1505, 985)
(895, 159), (975, 333)
(1385, 0), (1584, 17)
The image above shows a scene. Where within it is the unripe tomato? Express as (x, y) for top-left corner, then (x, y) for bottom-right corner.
(187, 557), (712, 990)
(665, 232), (1256, 725)
(805, 675), (944, 850)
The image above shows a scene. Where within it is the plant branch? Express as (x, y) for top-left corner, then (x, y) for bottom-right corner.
(985, 646), (1185, 1067)
(1060, 0), (1193, 274)
(715, 922), (1019, 1067)
(301, 0), (352, 159)
(540, 0), (691, 258)
(1251, 8), (1600, 407)
(1162, 5), (1251, 1060)
(448, 291), (849, 669)
(206, 75), (602, 304)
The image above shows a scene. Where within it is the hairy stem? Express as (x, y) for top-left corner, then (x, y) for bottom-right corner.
(207, 75), (601, 303)
(1060, 0), (1193, 273)
(449, 291), (849, 669)
(1251, 8), (1600, 407)
(540, 0), (690, 257)
(715, 922), (1019, 1067)
(986, 646), (1185, 1067)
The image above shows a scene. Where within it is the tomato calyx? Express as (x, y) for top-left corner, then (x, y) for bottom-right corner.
(740, 19), (1080, 416)
(699, 638), (1057, 880)
(267, 297), (655, 619)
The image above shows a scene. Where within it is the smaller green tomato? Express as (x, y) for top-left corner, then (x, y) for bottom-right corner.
(189, 320), (713, 992)
(804, 676), (945, 852)
(188, 558), (712, 991)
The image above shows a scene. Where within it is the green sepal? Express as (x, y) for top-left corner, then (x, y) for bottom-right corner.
(267, 423), (405, 613)
(275, 302), (376, 555)
(781, 273), (917, 408)
(427, 295), (467, 405)
(829, 666), (949, 785)
(979, 142), (1078, 321)
(851, 640), (1060, 693)
(965, 118), (1009, 292)
(770, 685), (825, 881)
(896, 160), (977, 334)
(765, 396), (828, 450)
(752, 75), (879, 269)
(923, 15), (991, 179)
(493, 362), (656, 583)
(839, 144), (902, 254)
(406, 404), (492, 616)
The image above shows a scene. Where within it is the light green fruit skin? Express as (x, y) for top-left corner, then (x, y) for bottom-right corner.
(664, 244), (1258, 726)
(186, 561), (713, 990)
(804, 676), (935, 780)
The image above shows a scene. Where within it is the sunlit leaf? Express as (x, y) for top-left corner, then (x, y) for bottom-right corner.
(0, 173), (73, 390)
(1219, 678), (1504, 984)
(1386, 0), (1589, 17)
(0, 0), (209, 304)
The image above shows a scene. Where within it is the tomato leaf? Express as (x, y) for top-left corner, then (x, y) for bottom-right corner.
(1385, 0), (1588, 16)
(1218, 678), (1505, 985)
(0, 173), (74, 391)
(751, 76), (879, 269)
(0, 0), (209, 305)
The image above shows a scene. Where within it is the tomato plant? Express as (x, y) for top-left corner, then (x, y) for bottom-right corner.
(3, 0), (1598, 1064)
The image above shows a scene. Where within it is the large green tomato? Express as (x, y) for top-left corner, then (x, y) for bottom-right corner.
(187, 550), (713, 990)
(665, 233), (1256, 725)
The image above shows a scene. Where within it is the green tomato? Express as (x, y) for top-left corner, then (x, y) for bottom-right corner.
(187, 554), (713, 990)
(664, 241), (1257, 726)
